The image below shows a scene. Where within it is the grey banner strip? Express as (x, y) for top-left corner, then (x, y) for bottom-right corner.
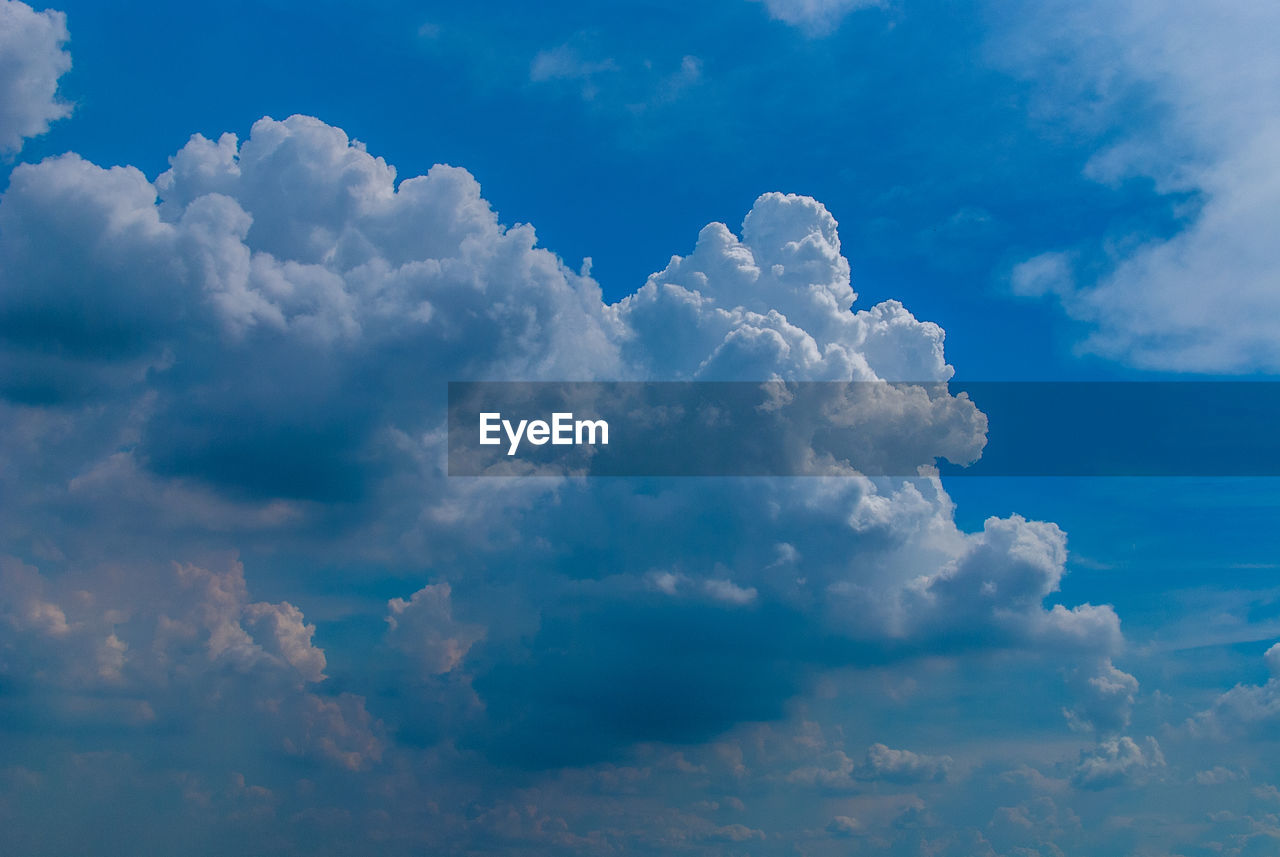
(447, 382), (1280, 477)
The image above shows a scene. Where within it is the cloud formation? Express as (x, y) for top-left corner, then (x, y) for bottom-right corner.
(0, 555), (381, 771)
(1003, 0), (1280, 372)
(1071, 736), (1164, 791)
(0, 0), (72, 154)
(386, 582), (484, 676)
(0, 112), (1143, 852)
(1190, 642), (1280, 741)
(862, 743), (952, 783)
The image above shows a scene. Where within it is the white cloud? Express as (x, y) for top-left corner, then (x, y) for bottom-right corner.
(826, 814), (861, 835)
(0, 116), (1120, 705)
(862, 742), (952, 783)
(0, 112), (1152, 850)
(0, 0), (72, 153)
(702, 578), (758, 606)
(1064, 657), (1139, 736)
(1190, 642), (1280, 740)
(1071, 736), (1164, 790)
(1001, 0), (1280, 372)
(752, 0), (882, 35)
(1194, 766), (1241, 786)
(784, 732), (950, 790)
(1010, 251), (1075, 300)
(530, 45), (618, 84)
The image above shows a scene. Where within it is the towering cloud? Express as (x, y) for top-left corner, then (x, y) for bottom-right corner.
(0, 113), (1137, 853)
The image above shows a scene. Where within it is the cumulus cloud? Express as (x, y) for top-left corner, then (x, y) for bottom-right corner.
(862, 743), (952, 783)
(1189, 642), (1280, 740)
(386, 582), (484, 675)
(1001, 0), (1280, 372)
(824, 816), (860, 839)
(1071, 736), (1164, 790)
(0, 0), (71, 154)
(0, 554), (379, 769)
(784, 733), (951, 790)
(702, 578), (758, 605)
(0, 111), (1125, 755)
(1063, 657), (1139, 736)
(0, 112), (1145, 850)
(243, 600), (328, 682)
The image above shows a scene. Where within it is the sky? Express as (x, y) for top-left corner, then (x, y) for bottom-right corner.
(2, 1), (1280, 855)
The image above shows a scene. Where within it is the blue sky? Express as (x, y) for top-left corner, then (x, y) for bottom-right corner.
(4, 1), (1280, 855)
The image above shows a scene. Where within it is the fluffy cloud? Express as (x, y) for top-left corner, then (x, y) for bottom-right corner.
(1071, 736), (1164, 790)
(786, 741), (953, 789)
(0, 113), (1142, 851)
(1064, 658), (1139, 736)
(1003, 0), (1280, 372)
(0, 0), (71, 153)
(862, 743), (952, 783)
(1190, 642), (1280, 740)
(0, 555), (380, 770)
(386, 582), (484, 675)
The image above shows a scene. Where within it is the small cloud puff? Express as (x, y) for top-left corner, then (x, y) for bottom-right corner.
(752, 0), (882, 36)
(1071, 736), (1164, 790)
(862, 742), (953, 783)
(386, 582), (484, 675)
